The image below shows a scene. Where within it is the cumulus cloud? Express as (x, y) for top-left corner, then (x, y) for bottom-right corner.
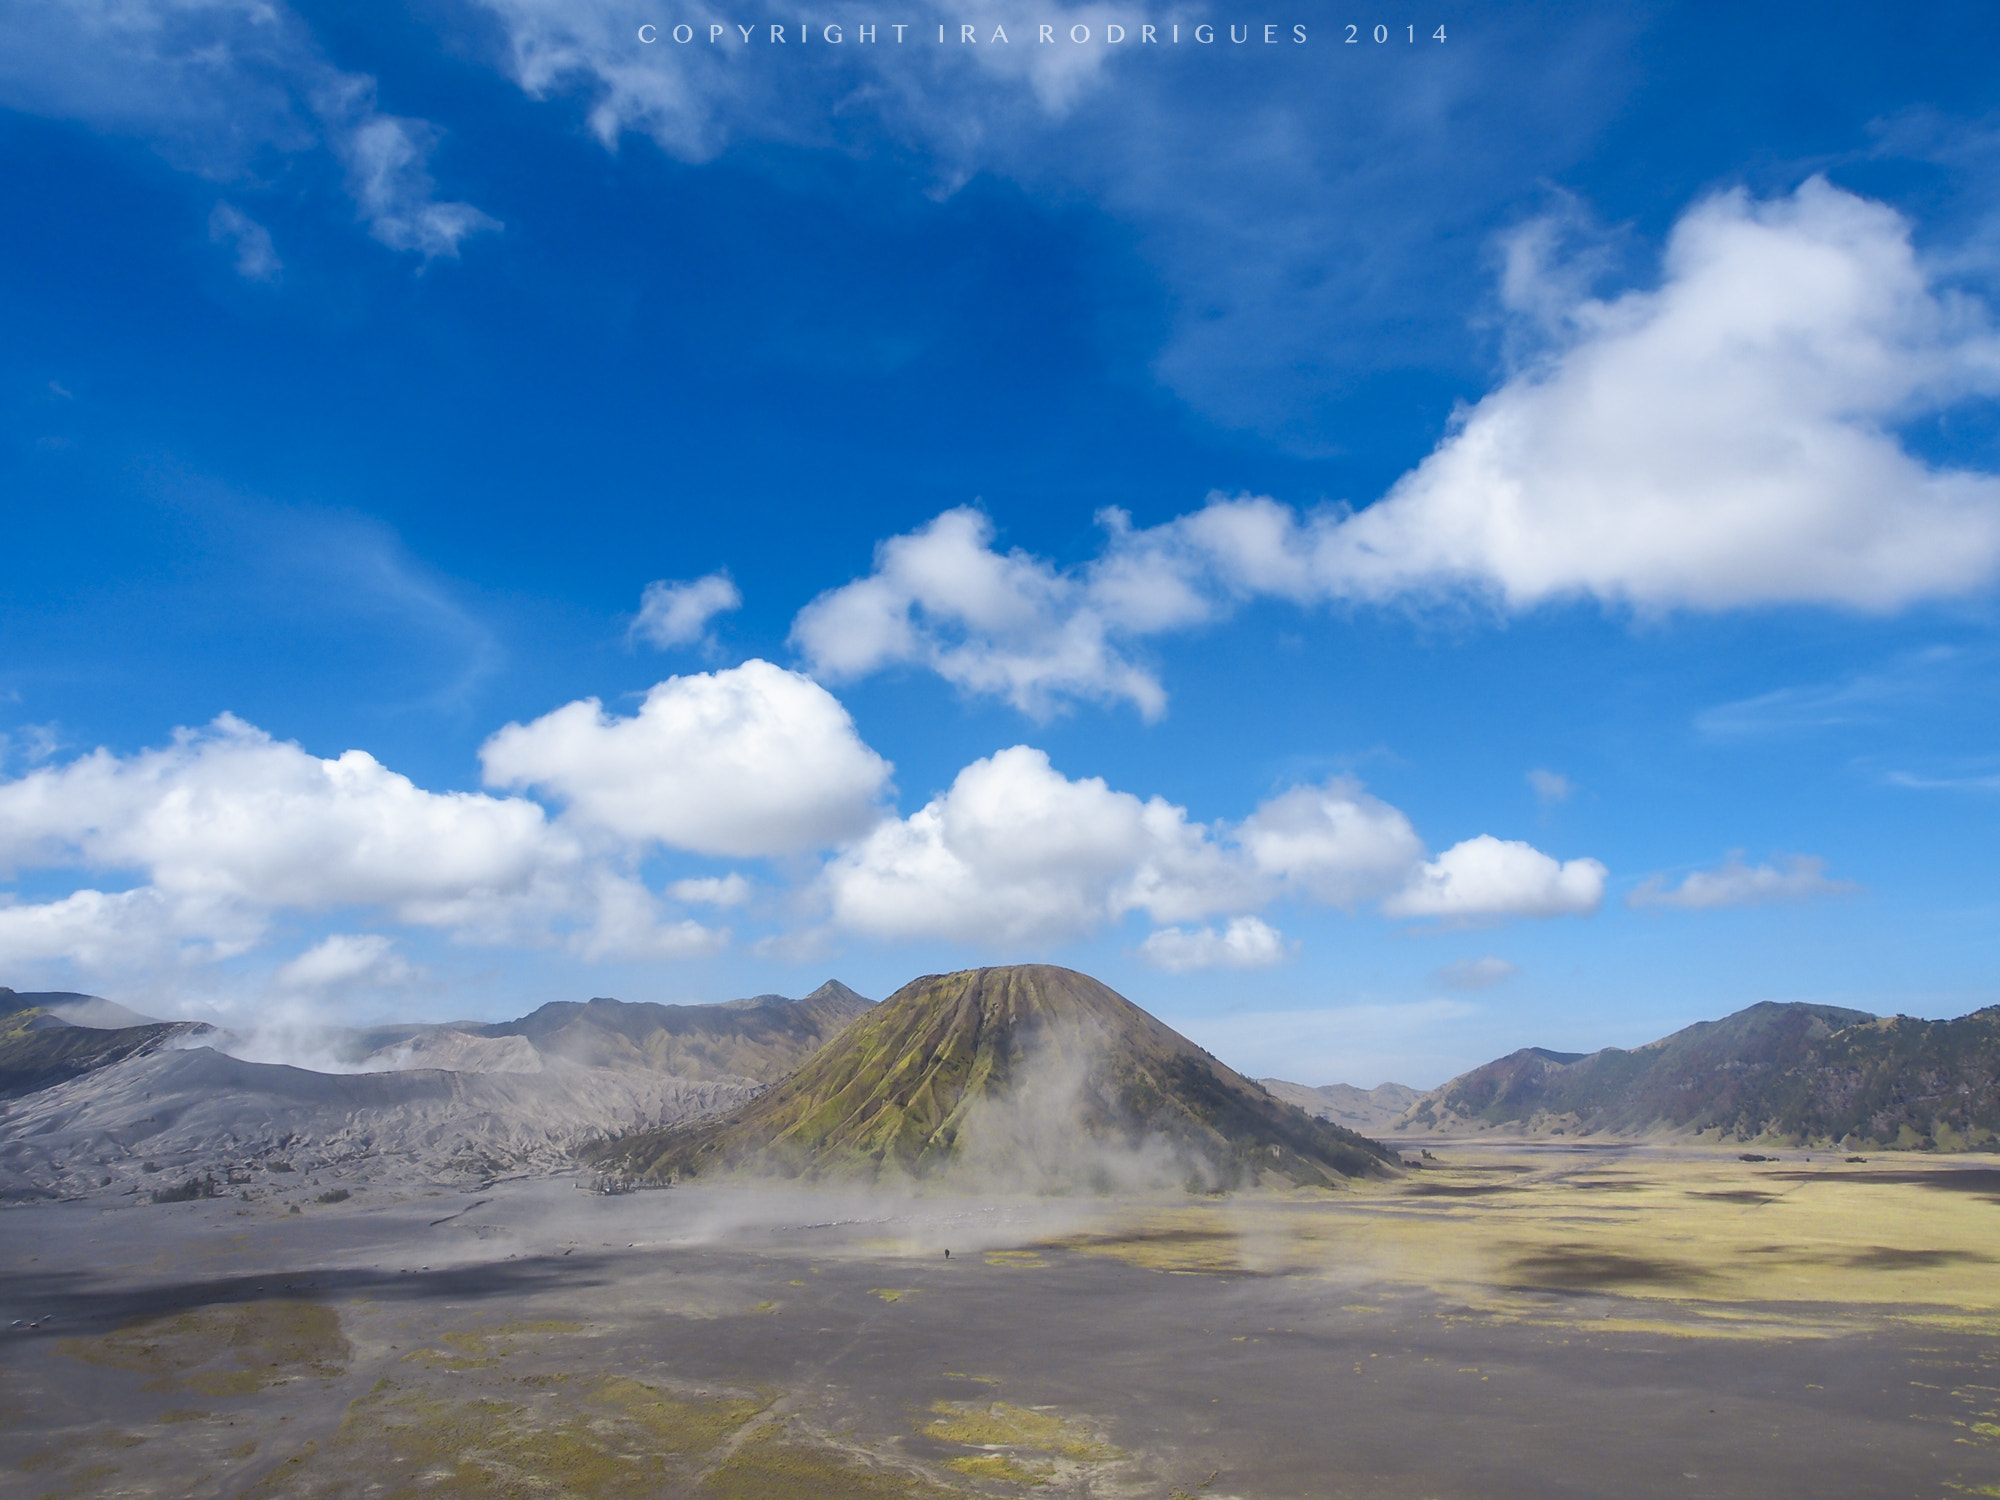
(0, 0), (497, 258)
(1304, 178), (2000, 610)
(632, 572), (742, 648)
(1628, 853), (1857, 910)
(0, 713), (724, 976)
(0, 713), (573, 911)
(1139, 916), (1286, 973)
(791, 508), (1190, 719)
(480, 660), (892, 857)
(822, 747), (1587, 946)
(1436, 956), (1518, 990)
(1234, 780), (1425, 906)
(208, 202), (280, 280)
(822, 746), (1242, 943)
(0, 700), (1603, 974)
(796, 182), (2000, 716)
(1385, 835), (1607, 920)
(0, 886), (263, 973)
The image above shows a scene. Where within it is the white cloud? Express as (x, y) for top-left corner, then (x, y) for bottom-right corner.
(1139, 916), (1286, 973)
(822, 745), (1244, 943)
(481, 661), (892, 858)
(795, 182), (2000, 718)
(568, 871), (728, 960)
(1694, 646), (1978, 740)
(1628, 854), (1857, 911)
(0, 714), (726, 976)
(632, 572), (742, 648)
(792, 507), (1188, 719)
(0, 886), (263, 973)
(209, 201), (280, 280)
(275, 932), (414, 990)
(1385, 835), (1606, 920)
(1436, 956), (1518, 990)
(0, 0), (497, 259)
(1235, 780), (1424, 906)
(478, 0), (1154, 160)
(466, 2), (1640, 447)
(1526, 768), (1572, 805)
(1306, 179), (2000, 610)
(0, 702), (1603, 976)
(668, 872), (752, 907)
(323, 96), (503, 257)
(822, 748), (1584, 946)
(0, 713), (573, 912)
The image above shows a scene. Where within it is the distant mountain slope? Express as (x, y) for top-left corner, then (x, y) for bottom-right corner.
(0, 1046), (756, 1201)
(1259, 1079), (1422, 1136)
(0, 1005), (211, 1102)
(0, 987), (161, 1030)
(1401, 1001), (2000, 1149)
(0, 979), (872, 1199)
(463, 979), (872, 1083)
(602, 965), (1396, 1190)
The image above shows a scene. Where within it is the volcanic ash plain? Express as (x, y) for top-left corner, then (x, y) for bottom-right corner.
(5, 1143), (2000, 1499)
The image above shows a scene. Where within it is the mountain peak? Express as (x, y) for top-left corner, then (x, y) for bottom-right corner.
(603, 964), (1394, 1190)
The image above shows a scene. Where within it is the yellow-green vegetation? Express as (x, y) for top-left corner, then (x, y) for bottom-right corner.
(1404, 1002), (2000, 1149)
(223, 1316), (976, 1500)
(605, 965), (1393, 1187)
(58, 1300), (348, 1395)
(402, 1319), (587, 1370)
(703, 1427), (955, 1500)
(0, 1005), (186, 1099)
(260, 1380), (770, 1499)
(918, 1397), (1129, 1492)
(945, 1452), (1051, 1483)
(981, 1250), (1045, 1268)
(922, 1401), (1120, 1463)
(868, 1287), (915, 1302)
(1046, 1148), (2000, 1336)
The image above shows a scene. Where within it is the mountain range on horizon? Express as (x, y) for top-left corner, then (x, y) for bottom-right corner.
(0, 980), (874, 1201)
(1389, 1000), (2000, 1151)
(4, 973), (1998, 1208)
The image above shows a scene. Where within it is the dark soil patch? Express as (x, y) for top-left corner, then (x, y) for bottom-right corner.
(1504, 1245), (1713, 1293)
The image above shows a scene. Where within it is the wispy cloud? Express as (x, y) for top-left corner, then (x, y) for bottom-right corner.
(209, 202), (281, 281)
(466, 1), (1639, 444)
(1436, 956), (1517, 990)
(1695, 647), (1973, 740)
(0, 0), (497, 260)
(1628, 854), (1858, 911)
(1526, 768), (1571, 806)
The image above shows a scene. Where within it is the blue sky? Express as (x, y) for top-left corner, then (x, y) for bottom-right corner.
(3, 0), (1999, 1086)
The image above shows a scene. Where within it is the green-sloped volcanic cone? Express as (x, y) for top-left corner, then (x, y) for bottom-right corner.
(596, 965), (1397, 1190)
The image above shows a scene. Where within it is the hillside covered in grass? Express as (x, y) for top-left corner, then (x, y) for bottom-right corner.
(600, 964), (1397, 1190)
(1402, 1001), (2000, 1150)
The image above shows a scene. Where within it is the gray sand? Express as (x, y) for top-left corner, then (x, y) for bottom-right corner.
(3, 1151), (1998, 1498)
